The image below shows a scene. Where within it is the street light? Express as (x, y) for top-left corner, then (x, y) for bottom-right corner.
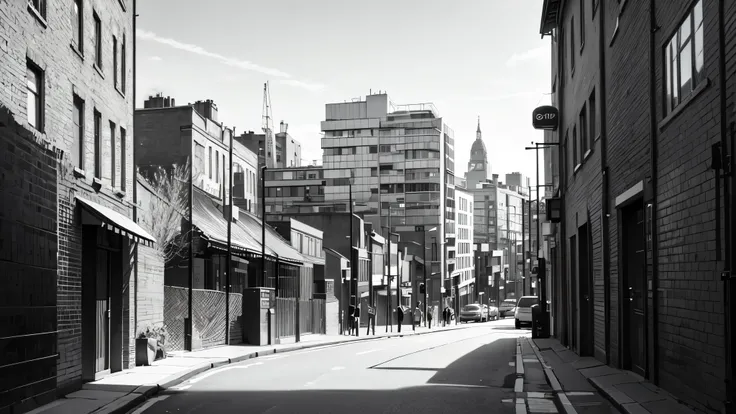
(381, 227), (400, 332)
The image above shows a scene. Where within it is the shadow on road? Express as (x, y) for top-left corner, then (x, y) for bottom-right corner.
(145, 338), (520, 414)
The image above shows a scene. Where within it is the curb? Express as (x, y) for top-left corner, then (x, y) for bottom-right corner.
(99, 323), (476, 414)
(526, 337), (578, 414)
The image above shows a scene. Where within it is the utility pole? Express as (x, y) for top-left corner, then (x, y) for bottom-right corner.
(521, 198), (526, 298)
(261, 163), (267, 288)
(349, 181), (356, 336)
(225, 127), (234, 345)
(422, 230), (428, 327)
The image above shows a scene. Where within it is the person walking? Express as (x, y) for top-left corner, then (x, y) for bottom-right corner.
(353, 305), (361, 336)
(414, 302), (422, 328)
(427, 306), (433, 329)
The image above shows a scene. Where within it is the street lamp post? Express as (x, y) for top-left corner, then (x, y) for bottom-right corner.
(421, 227), (436, 326)
(260, 162), (267, 288)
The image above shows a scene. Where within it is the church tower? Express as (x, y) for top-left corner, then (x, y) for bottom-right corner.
(466, 117), (490, 189)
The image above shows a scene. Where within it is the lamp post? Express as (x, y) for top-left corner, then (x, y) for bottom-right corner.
(420, 227), (436, 326)
(260, 162), (267, 288)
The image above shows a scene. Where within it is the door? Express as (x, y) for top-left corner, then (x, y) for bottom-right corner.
(578, 224), (593, 356)
(622, 203), (646, 377)
(95, 249), (111, 373)
(569, 235), (577, 351)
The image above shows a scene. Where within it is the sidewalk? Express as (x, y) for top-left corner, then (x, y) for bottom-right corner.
(526, 336), (697, 414)
(28, 323), (474, 414)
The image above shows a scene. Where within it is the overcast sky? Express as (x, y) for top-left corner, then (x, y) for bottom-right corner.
(135, 0), (551, 184)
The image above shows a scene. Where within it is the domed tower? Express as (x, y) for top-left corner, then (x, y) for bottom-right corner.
(466, 117), (490, 189)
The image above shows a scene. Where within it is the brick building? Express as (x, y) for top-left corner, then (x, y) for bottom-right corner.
(539, 0), (736, 412)
(0, 0), (160, 411)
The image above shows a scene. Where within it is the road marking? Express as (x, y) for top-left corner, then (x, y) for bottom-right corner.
(189, 362), (263, 383)
(527, 397), (558, 413)
(356, 348), (382, 355)
(566, 391), (594, 396)
(514, 377), (524, 393)
(262, 354), (289, 360)
(170, 384), (191, 391)
(331, 366), (345, 371)
(130, 395), (170, 414)
(515, 399), (527, 414)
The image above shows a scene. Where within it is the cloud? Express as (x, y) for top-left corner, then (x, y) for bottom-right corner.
(278, 79), (325, 92)
(148, 56), (163, 61)
(136, 29), (325, 91)
(505, 45), (548, 67)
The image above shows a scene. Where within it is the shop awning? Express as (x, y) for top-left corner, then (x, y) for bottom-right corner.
(235, 211), (304, 265)
(193, 189), (260, 254)
(76, 196), (156, 247)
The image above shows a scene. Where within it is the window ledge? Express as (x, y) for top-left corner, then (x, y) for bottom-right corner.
(580, 41), (585, 54)
(594, 133), (601, 142)
(583, 149), (593, 161)
(118, 0), (127, 11)
(659, 77), (710, 130)
(610, 17), (620, 46)
(574, 163), (582, 174)
(73, 167), (86, 179)
(92, 177), (103, 191)
(115, 190), (126, 198)
(70, 44), (84, 61)
(27, 4), (48, 28)
(93, 63), (105, 79)
(571, 66), (576, 77)
(116, 87), (126, 99)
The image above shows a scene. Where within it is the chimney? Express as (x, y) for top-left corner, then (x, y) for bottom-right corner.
(143, 94), (175, 108)
(492, 174), (499, 185)
(191, 99), (219, 122)
(280, 121), (286, 134)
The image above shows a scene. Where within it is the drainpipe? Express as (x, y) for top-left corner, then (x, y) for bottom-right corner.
(717, 0), (735, 411)
(648, 0), (661, 384)
(132, 0), (138, 347)
(598, 0), (611, 367)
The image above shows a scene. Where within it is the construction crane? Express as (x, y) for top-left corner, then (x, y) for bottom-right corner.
(261, 82), (276, 168)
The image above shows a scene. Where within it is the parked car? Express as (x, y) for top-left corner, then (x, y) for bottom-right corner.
(499, 299), (517, 318)
(514, 296), (540, 329)
(459, 303), (487, 323)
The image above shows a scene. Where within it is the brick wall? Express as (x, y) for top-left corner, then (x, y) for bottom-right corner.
(651, 1), (728, 411)
(0, 108), (59, 413)
(0, 0), (135, 396)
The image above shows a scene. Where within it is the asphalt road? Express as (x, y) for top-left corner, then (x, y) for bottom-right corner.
(132, 320), (525, 414)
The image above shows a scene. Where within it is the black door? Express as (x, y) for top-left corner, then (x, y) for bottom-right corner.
(569, 235), (577, 351)
(578, 224), (593, 356)
(95, 249), (111, 374)
(622, 203), (646, 377)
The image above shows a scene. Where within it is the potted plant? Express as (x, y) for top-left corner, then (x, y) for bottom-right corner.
(135, 324), (167, 366)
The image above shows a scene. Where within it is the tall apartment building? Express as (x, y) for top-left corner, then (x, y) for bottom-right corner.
(319, 93), (456, 309)
(539, 1), (736, 412)
(0, 0), (156, 411)
(454, 186), (475, 307)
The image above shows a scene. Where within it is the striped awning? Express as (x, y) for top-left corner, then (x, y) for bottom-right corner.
(76, 196), (156, 247)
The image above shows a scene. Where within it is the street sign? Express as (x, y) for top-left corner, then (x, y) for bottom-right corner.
(532, 105), (559, 130)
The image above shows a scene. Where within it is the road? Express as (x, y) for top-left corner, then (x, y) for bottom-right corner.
(133, 320), (525, 414)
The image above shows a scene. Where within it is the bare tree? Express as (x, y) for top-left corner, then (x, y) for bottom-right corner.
(144, 158), (197, 263)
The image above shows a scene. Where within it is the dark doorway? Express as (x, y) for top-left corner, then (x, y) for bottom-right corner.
(578, 223), (594, 356)
(95, 248), (111, 374)
(569, 235), (577, 352)
(621, 201), (647, 377)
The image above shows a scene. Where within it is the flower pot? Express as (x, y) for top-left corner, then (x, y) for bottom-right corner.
(135, 337), (157, 366)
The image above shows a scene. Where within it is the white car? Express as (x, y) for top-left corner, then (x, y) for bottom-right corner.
(514, 296), (540, 329)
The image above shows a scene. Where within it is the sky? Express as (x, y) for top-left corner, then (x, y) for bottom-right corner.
(135, 0), (552, 185)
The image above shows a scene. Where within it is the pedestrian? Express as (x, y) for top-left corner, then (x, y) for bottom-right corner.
(396, 305), (404, 333)
(445, 306), (451, 326)
(442, 307), (448, 326)
(427, 306), (433, 329)
(414, 302), (422, 328)
(353, 305), (361, 336)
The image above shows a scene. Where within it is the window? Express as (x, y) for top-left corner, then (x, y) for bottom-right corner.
(28, 0), (46, 20)
(94, 110), (101, 178)
(215, 150), (220, 183)
(570, 18), (576, 72)
(208, 147), (213, 179)
(120, 127), (126, 191)
(121, 36), (126, 93)
(113, 36), (118, 87)
(579, 104), (588, 156)
(560, 26), (566, 85)
(572, 125), (578, 168)
(72, 0), (83, 52)
(93, 12), (102, 68)
(589, 89), (597, 140)
(664, 0), (704, 114)
(72, 95), (84, 169)
(26, 62), (43, 131)
(579, 0), (585, 49)
(110, 121), (116, 187)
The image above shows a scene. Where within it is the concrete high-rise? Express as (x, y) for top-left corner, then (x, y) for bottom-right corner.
(319, 93), (457, 309)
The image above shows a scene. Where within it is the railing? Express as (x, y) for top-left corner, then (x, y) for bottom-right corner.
(275, 298), (326, 338)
